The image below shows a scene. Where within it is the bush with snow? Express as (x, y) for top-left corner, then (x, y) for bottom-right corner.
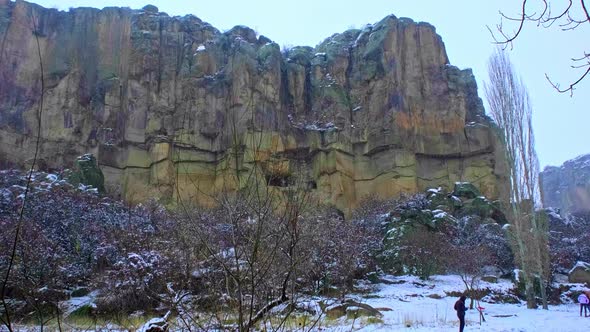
(4, 170), (583, 329)
(0, 169), (170, 318)
(373, 188), (512, 280)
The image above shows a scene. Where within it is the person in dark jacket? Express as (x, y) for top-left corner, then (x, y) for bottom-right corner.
(454, 295), (468, 332)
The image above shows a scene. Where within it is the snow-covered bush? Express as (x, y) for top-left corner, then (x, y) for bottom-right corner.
(0, 168), (386, 329)
(395, 227), (454, 279)
(374, 186), (513, 279)
(0, 170), (173, 318)
(297, 207), (382, 292)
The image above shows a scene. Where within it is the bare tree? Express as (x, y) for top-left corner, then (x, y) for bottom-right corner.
(1, 9), (47, 331)
(449, 245), (495, 309)
(153, 44), (323, 330)
(489, 0), (590, 95)
(484, 49), (549, 309)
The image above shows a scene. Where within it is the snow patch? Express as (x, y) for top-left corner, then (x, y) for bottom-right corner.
(432, 210), (448, 219)
(45, 173), (58, 182)
(63, 291), (99, 317)
(427, 187), (442, 195)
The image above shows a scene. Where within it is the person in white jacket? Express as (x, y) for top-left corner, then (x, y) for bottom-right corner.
(578, 292), (589, 317)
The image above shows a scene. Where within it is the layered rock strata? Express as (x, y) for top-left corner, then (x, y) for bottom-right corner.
(0, 1), (508, 213)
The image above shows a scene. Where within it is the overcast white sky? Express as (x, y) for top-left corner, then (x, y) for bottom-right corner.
(27, 0), (590, 168)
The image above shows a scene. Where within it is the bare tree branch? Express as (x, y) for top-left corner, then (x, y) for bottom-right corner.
(490, 0), (589, 95)
(546, 65), (590, 95)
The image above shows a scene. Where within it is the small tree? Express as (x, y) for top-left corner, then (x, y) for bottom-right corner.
(449, 245), (495, 309)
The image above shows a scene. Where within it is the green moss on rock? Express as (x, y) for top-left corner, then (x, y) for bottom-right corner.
(453, 182), (481, 199)
(68, 154), (106, 193)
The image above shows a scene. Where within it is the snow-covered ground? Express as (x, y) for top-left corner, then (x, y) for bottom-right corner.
(321, 275), (587, 332)
(52, 274), (588, 331)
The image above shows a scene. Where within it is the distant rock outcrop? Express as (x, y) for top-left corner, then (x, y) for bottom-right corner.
(541, 154), (590, 214)
(0, 1), (508, 212)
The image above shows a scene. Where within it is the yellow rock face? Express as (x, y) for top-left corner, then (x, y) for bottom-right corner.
(0, 4), (508, 214)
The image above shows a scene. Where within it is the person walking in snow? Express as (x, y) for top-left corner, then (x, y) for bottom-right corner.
(580, 292), (590, 317)
(454, 295), (468, 332)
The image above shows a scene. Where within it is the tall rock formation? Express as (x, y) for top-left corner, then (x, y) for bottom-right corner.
(541, 154), (590, 214)
(0, 1), (508, 213)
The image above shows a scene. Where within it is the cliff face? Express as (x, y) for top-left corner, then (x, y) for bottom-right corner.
(0, 0), (508, 213)
(541, 154), (590, 214)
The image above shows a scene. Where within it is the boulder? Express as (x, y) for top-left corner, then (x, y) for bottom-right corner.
(325, 300), (383, 319)
(569, 261), (590, 284)
(481, 276), (498, 283)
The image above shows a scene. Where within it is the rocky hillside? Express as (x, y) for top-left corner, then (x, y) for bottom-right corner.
(541, 154), (590, 214)
(0, 0), (508, 212)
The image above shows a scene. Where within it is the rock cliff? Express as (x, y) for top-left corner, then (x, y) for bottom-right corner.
(0, 0), (508, 213)
(541, 154), (590, 214)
